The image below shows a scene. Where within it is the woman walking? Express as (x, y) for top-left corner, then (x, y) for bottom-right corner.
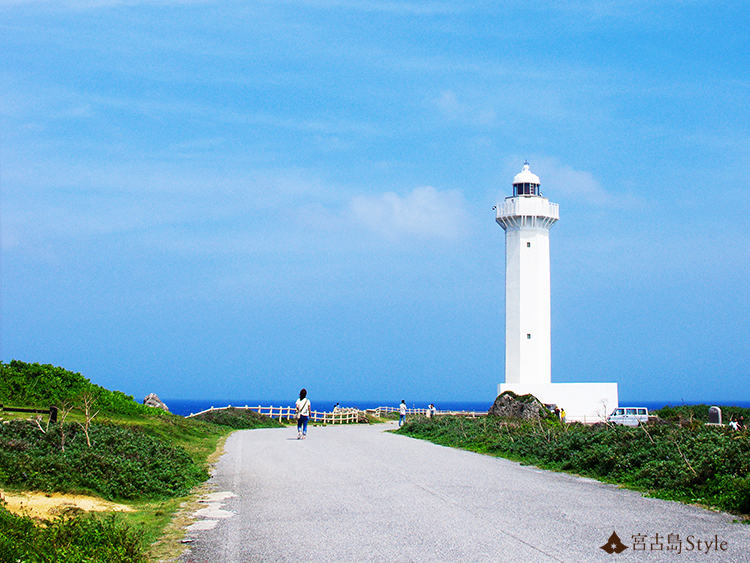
(296, 388), (311, 439)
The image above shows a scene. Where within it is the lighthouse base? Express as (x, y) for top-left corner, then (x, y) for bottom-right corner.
(498, 382), (618, 423)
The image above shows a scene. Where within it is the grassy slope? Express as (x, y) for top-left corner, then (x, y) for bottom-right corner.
(0, 360), (280, 562)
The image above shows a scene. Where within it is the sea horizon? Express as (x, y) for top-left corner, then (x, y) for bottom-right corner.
(163, 398), (750, 418)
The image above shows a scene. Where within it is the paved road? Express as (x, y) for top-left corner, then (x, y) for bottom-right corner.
(180, 422), (750, 563)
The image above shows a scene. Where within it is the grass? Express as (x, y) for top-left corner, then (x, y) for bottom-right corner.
(0, 506), (147, 563)
(0, 412), (232, 562)
(97, 410), (230, 467)
(0, 419), (215, 500)
(653, 404), (750, 425)
(0, 399), (292, 561)
(190, 407), (285, 429)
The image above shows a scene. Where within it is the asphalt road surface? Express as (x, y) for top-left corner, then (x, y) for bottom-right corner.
(180, 422), (750, 563)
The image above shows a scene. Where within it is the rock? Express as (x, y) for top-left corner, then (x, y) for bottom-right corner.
(488, 391), (548, 420)
(143, 393), (169, 412)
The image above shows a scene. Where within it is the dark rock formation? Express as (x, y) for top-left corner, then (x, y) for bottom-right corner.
(488, 391), (549, 420)
(143, 393), (169, 412)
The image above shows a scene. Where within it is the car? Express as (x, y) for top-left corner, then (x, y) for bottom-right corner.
(607, 407), (649, 427)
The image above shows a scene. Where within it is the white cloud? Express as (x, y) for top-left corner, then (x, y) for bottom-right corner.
(0, 0), (464, 11)
(0, 156), (340, 255)
(349, 186), (469, 240)
(433, 90), (497, 126)
(0, 0), (206, 6)
(530, 158), (644, 208)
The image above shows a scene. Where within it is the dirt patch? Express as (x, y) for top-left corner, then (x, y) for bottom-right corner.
(1, 490), (134, 520)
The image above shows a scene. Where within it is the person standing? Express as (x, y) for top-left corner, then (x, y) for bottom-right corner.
(399, 400), (407, 427)
(296, 389), (311, 439)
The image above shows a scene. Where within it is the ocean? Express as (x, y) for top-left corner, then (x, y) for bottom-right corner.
(164, 398), (750, 417)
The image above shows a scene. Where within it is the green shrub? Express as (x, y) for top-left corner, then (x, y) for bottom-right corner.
(0, 420), (206, 500)
(0, 360), (159, 416)
(191, 407), (285, 429)
(0, 503), (146, 563)
(653, 404), (750, 424)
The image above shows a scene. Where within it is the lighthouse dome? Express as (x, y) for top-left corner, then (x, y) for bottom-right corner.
(513, 163), (540, 185)
(512, 162), (540, 196)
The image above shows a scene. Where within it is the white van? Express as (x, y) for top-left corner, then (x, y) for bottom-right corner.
(607, 407), (649, 427)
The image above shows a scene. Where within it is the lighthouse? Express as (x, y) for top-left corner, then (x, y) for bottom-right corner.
(495, 163), (618, 422)
(496, 162), (558, 386)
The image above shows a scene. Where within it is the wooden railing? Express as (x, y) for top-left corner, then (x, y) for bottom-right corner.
(0, 404), (58, 423)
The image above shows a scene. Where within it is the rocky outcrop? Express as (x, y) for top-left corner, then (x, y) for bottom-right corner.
(488, 391), (549, 420)
(143, 393), (169, 412)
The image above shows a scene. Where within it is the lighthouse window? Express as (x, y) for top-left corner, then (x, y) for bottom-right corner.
(527, 334), (531, 339)
(514, 183), (539, 196)
(527, 242), (531, 247)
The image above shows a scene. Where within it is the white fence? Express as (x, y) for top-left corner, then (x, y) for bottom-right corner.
(188, 405), (362, 424)
(188, 404), (487, 423)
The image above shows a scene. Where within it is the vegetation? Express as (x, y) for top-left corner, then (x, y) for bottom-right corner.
(0, 360), (163, 416)
(0, 360), (243, 562)
(191, 406), (285, 429)
(653, 404), (750, 424)
(398, 414), (750, 516)
(0, 506), (146, 563)
(366, 411), (396, 423)
(0, 420), (207, 499)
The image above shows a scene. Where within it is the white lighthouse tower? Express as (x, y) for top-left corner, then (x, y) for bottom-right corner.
(496, 163), (618, 422)
(496, 162), (558, 386)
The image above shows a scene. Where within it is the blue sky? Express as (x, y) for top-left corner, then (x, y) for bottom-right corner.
(2, 0), (749, 406)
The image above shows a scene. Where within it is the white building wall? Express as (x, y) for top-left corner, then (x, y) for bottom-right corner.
(504, 226), (552, 385)
(498, 382), (619, 424)
(497, 196), (557, 387)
